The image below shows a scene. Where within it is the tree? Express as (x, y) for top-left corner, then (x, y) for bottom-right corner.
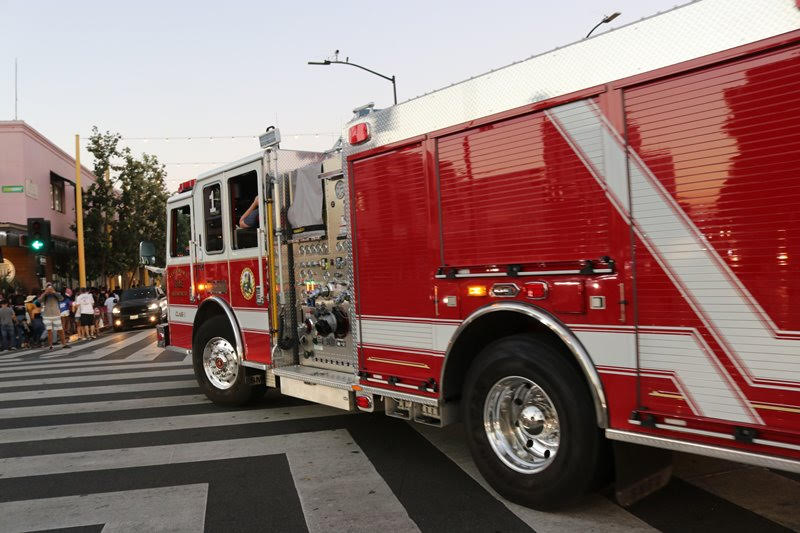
(113, 151), (168, 286)
(82, 127), (168, 287)
(82, 127), (122, 282)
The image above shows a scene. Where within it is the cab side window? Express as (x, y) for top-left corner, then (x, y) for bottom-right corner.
(229, 170), (259, 249)
(204, 183), (224, 253)
(170, 205), (191, 258)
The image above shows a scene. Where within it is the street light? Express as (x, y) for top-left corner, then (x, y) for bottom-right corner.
(586, 12), (621, 38)
(308, 51), (397, 105)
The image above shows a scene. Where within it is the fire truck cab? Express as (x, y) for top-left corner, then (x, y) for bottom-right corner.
(160, 0), (800, 509)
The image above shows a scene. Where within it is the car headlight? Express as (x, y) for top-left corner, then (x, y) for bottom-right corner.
(112, 307), (121, 314)
(148, 302), (159, 310)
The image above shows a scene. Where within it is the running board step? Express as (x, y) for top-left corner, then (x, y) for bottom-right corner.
(273, 365), (359, 411)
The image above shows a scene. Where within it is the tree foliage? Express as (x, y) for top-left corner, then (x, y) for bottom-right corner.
(81, 126), (168, 285)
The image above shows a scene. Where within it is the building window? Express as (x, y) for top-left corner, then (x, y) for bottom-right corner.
(50, 176), (65, 213)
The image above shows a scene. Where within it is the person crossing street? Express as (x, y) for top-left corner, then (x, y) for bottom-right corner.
(39, 283), (70, 350)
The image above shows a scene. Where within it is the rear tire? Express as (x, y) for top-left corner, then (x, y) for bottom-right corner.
(462, 334), (604, 510)
(192, 315), (255, 406)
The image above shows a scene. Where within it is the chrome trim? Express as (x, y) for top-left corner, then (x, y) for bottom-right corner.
(629, 419), (800, 453)
(196, 296), (244, 363)
(164, 345), (191, 357)
(360, 385), (439, 406)
(606, 429), (800, 474)
(273, 364), (359, 391)
(434, 269), (613, 279)
(441, 301), (608, 428)
(242, 361), (268, 371)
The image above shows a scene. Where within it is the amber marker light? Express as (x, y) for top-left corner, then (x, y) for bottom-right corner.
(467, 285), (488, 297)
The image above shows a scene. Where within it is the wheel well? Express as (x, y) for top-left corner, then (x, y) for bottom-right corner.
(441, 310), (605, 426)
(193, 300), (238, 352)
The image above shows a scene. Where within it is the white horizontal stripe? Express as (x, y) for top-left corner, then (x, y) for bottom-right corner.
(0, 380), (196, 402)
(0, 486), (208, 533)
(0, 394), (209, 419)
(0, 404), (342, 444)
(0, 361), (191, 378)
(360, 319), (457, 353)
(0, 369), (191, 390)
(235, 308), (270, 331)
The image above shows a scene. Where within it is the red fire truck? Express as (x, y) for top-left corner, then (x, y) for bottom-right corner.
(157, 0), (800, 509)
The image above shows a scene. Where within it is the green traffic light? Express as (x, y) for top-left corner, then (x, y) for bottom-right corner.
(31, 240), (44, 251)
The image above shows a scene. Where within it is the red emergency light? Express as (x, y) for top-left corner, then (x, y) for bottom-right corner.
(178, 179), (196, 193)
(348, 123), (370, 145)
(524, 281), (548, 300)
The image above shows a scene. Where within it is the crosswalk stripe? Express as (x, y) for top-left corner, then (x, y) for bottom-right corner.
(0, 368), (192, 389)
(674, 455), (800, 531)
(0, 485), (209, 533)
(0, 404), (345, 444)
(413, 424), (656, 533)
(0, 394), (210, 419)
(0, 379), (197, 402)
(0, 430), (419, 533)
(0, 333), (135, 362)
(0, 363), (191, 379)
(0, 355), (187, 372)
(2, 332), (151, 364)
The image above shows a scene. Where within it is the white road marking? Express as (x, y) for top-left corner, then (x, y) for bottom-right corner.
(0, 368), (191, 389)
(674, 454), (800, 531)
(414, 423), (656, 533)
(0, 357), (185, 372)
(0, 485), (208, 533)
(0, 394), (210, 419)
(0, 431), (419, 533)
(0, 404), (345, 443)
(0, 361), (191, 378)
(0, 379), (197, 402)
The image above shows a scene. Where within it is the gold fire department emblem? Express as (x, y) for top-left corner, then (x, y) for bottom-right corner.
(240, 267), (255, 300)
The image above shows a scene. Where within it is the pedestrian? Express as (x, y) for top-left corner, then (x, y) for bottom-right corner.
(39, 283), (70, 350)
(59, 291), (72, 340)
(12, 296), (29, 348)
(25, 294), (44, 348)
(104, 291), (118, 331)
(75, 287), (97, 340)
(0, 300), (16, 351)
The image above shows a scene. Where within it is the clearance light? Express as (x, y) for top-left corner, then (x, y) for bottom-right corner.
(467, 285), (488, 297)
(177, 179), (196, 193)
(524, 282), (548, 300)
(196, 283), (206, 292)
(348, 123), (370, 145)
(355, 396), (372, 409)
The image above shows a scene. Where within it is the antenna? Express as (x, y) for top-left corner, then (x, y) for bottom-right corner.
(14, 58), (18, 120)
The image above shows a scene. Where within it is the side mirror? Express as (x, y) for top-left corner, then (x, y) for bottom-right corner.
(139, 241), (156, 265)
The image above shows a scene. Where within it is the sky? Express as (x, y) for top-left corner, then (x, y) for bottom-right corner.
(1, 0), (684, 191)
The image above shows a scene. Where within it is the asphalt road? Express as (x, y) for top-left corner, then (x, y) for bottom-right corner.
(0, 330), (797, 532)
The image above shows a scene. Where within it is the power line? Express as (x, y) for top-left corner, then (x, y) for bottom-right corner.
(82, 132), (339, 142)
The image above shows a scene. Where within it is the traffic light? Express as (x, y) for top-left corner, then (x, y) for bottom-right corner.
(26, 218), (51, 253)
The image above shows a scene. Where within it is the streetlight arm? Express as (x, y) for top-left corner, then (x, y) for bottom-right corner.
(327, 60), (395, 83)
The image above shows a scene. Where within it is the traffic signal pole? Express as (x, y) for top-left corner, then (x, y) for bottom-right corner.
(75, 134), (86, 287)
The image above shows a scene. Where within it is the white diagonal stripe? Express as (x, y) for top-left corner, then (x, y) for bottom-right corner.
(414, 423), (655, 533)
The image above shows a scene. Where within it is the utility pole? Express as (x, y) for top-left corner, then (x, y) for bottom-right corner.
(75, 134), (87, 287)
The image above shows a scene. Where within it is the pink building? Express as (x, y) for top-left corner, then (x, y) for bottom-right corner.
(0, 121), (96, 291)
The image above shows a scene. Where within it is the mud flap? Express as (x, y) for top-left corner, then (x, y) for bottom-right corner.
(613, 441), (673, 506)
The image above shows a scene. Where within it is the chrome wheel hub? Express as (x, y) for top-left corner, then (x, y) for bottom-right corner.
(483, 376), (560, 474)
(202, 337), (239, 390)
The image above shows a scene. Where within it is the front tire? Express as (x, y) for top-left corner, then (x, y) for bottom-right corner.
(462, 334), (604, 510)
(192, 315), (254, 406)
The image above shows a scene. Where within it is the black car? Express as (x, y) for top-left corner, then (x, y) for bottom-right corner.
(112, 287), (167, 331)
